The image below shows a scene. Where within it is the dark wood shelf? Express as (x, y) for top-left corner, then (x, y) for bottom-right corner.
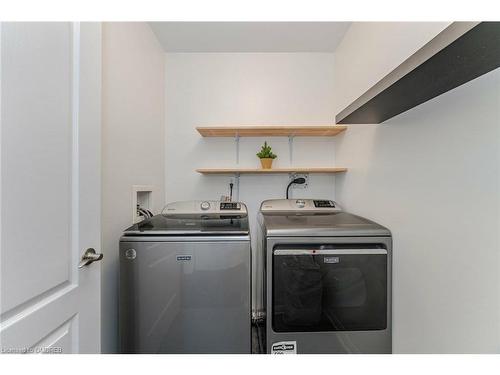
(336, 22), (500, 124)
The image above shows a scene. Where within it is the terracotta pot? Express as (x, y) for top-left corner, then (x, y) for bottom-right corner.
(260, 158), (274, 169)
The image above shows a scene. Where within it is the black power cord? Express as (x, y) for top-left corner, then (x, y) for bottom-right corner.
(286, 177), (306, 199)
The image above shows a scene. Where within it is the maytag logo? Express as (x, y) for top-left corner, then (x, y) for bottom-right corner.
(176, 255), (192, 262)
(125, 249), (136, 260)
(324, 256), (340, 264)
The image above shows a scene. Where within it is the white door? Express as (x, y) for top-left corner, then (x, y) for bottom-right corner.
(0, 22), (102, 354)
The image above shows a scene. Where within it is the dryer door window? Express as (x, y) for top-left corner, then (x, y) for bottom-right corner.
(272, 246), (387, 332)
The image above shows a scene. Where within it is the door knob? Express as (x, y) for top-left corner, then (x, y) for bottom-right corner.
(79, 248), (103, 268)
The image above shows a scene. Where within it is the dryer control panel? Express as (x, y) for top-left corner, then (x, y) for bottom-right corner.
(313, 200), (336, 208)
(260, 199), (341, 213)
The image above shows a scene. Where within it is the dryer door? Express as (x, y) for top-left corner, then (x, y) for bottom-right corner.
(272, 245), (387, 332)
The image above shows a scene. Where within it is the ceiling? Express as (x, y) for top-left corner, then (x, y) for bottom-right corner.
(149, 22), (351, 53)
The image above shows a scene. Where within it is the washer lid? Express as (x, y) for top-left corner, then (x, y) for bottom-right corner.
(261, 211), (391, 237)
(123, 213), (249, 236)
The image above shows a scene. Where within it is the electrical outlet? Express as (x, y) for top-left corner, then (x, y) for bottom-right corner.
(290, 173), (309, 189)
(220, 177), (236, 202)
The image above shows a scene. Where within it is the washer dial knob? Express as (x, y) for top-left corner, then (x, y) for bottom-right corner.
(200, 201), (211, 211)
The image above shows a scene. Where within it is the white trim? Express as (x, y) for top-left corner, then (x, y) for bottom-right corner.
(71, 22), (80, 284)
(0, 284), (77, 331)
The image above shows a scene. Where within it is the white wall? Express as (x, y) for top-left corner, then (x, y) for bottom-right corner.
(334, 23), (500, 353)
(164, 53), (338, 310)
(101, 22), (165, 353)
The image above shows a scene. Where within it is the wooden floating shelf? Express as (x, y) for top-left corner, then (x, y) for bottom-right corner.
(196, 167), (348, 174)
(197, 125), (347, 137)
(336, 22), (500, 124)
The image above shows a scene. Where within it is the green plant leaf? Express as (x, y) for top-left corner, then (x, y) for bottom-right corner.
(256, 141), (277, 159)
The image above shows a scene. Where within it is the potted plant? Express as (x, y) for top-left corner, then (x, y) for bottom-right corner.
(256, 141), (277, 169)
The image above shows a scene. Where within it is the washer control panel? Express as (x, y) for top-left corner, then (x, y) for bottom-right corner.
(220, 202), (241, 210)
(260, 199), (341, 213)
(163, 200), (247, 215)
